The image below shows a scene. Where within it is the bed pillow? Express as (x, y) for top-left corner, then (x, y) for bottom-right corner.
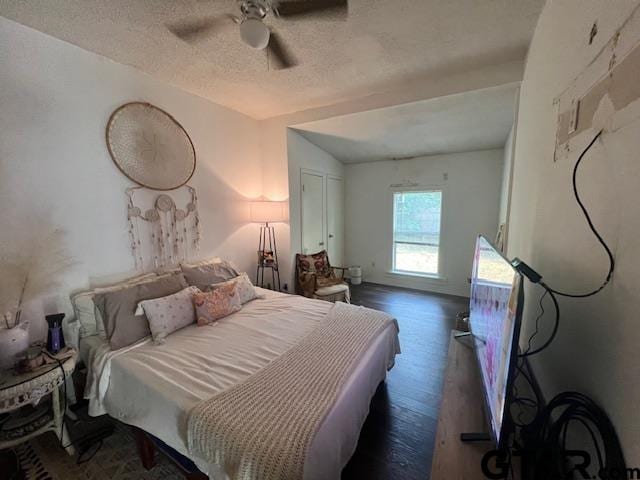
(192, 283), (242, 326)
(180, 258), (239, 290)
(70, 272), (158, 338)
(94, 274), (188, 350)
(137, 286), (200, 344)
(209, 273), (264, 304)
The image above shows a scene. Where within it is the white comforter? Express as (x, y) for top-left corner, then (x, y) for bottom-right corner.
(84, 289), (400, 480)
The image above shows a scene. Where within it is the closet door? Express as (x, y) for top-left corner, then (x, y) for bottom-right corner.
(301, 171), (325, 254)
(327, 176), (344, 266)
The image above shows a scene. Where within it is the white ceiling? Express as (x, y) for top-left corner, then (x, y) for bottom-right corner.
(0, 0), (543, 119)
(292, 84), (518, 163)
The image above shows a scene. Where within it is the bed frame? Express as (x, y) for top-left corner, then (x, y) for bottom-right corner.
(73, 368), (206, 478)
(132, 426), (207, 480)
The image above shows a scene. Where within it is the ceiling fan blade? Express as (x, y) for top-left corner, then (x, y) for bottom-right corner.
(167, 15), (234, 43)
(274, 0), (348, 19)
(267, 31), (297, 70)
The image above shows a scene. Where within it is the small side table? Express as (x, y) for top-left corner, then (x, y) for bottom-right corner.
(0, 349), (77, 455)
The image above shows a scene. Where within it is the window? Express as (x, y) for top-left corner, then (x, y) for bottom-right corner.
(392, 190), (443, 276)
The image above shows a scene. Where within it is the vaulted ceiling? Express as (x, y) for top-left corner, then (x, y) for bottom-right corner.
(293, 84), (518, 163)
(0, 0), (544, 119)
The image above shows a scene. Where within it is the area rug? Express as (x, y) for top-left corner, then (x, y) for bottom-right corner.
(25, 421), (183, 480)
(14, 442), (53, 480)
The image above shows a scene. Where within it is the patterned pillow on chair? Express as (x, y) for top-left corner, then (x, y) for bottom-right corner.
(297, 250), (331, 276)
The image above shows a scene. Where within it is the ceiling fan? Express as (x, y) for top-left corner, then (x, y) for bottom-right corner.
(167, 0), (348, 70)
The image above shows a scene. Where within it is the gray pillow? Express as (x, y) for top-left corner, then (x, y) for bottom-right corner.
(180, 260), (239, 290)
(94, 274), (187, 350)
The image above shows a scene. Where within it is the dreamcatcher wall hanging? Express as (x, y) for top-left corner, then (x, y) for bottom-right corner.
(126, 186), (201, 270)
(106, 101), (201, 270)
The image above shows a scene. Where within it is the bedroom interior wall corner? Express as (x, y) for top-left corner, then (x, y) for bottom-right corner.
(0, 17), (264, 341)
(508, 0), (640, 462)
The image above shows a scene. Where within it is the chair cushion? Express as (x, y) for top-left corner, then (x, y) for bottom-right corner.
(315, 283), (349, 296)
(316, 276), (344, 288)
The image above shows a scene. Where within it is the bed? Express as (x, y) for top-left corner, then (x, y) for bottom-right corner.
(81, 287), (400, 480)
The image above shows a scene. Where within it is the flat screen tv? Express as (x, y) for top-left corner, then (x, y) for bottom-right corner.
(469, 235), (524, 447)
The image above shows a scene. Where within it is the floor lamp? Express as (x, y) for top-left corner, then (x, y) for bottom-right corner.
(250, 201), (285, 291)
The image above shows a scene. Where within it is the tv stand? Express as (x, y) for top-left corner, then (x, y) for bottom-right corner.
(460, 432), (492, 442)
(430, 331), (492, 479)
(453, 331), (471, 339)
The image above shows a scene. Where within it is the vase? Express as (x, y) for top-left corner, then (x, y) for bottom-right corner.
(0, 321), (30, 370)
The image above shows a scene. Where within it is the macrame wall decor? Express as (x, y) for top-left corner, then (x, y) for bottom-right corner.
(126, 186), (201, 270)
(105, 102), (201, 270)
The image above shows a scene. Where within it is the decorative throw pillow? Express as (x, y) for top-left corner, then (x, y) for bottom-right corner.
(209, 273), (264, 304)
(181, 258), (239, 290)
(94, 273), (188, 350)
(297, 250), (331, 276)
(192, 283), (242, 326)
(138, 286), (199, 344)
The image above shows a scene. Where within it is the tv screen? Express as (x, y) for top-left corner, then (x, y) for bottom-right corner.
(469, 235), (523, 446)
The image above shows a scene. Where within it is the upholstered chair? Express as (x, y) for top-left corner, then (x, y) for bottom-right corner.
(295, 250), (350, 303)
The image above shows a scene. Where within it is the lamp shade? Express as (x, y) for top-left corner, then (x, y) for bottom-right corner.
(249, 201), (286, 223)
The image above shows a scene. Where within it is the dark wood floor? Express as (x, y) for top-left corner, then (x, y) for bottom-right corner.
(341, 282), (469, 480)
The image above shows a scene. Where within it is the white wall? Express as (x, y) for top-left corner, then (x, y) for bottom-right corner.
(0, 18), (263, 340)
(509, 0), (640, 462)
(499, 125), (515, 228)
(345, 149), (504, 297)
(285, 130), (344, 288)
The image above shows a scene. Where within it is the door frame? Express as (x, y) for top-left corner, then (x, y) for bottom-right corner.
(326, 174), (345, 265)
(300, 168), (326, 254)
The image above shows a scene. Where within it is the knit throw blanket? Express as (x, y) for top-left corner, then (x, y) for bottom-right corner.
(187, 302), (395, 480)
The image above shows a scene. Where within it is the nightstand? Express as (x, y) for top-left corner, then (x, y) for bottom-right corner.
(0, 349), (77, 455)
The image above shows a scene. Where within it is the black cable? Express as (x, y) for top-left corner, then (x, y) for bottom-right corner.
(574, 415), (605, 470)
(512, 130), (614, 360)
(522, 391), (626, 480)
(519, 282), (559, 358)
(547, 129), (615, 298)
(523, 289), (548, 356)
(511, 397), (538, 428)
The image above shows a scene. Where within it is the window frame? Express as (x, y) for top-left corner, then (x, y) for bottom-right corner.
(391, 188), (445, 278)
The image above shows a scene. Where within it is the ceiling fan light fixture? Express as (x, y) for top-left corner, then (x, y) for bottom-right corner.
(239, 18), (270, 49)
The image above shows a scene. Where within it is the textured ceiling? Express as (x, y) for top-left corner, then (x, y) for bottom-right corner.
(293, 84), (517, 163)
(0, 0), (543, 119)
